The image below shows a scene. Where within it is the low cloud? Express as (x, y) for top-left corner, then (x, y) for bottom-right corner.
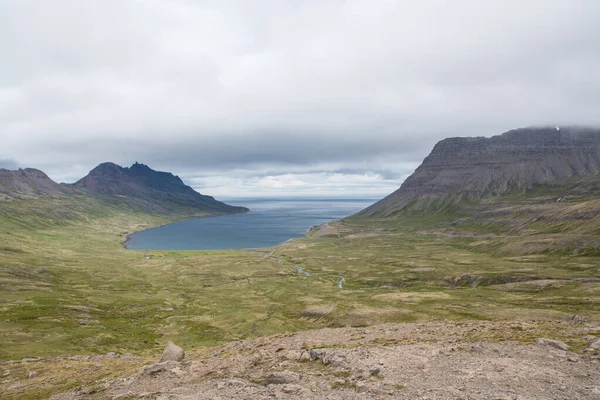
(2, 1), (600, 196)
(0, 158), (18, 170)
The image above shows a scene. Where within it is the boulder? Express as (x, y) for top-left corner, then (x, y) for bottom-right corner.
(367, 365), (380, 376)
(362, 365), (380, 379)
(266, 370), (300, 385)
(536, 338), (570, 351)
(160, 341), (185, 362)
(139, 360), (181, 375)
(309, 348), (347, 367)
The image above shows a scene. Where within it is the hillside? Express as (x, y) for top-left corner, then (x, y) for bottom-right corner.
(360, 126), (600, 216)
(2, 177), (599, 399)
(1, 137), (599, 399)
(0, 168), (71, 200)
(71, 162), (247, 214)
(0, 162), (247, 216)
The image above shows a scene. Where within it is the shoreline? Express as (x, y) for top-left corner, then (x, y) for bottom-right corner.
(122, 218), (339, 252)
(120, 209), (249, 250)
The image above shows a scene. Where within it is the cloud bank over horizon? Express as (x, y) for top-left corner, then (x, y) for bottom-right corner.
(2, 0), (600, 196)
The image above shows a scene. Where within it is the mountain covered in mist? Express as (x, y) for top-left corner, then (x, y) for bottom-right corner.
(360, 126), (600, 217)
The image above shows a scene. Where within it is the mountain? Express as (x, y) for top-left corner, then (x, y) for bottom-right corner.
(360, 126), (600, 217)
(0, 168), (70, 200)
(71, 162), (248, 214)
(0, 162), (247, 215)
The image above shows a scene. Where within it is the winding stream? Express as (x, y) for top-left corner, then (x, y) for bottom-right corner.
(290, 261), (344, 289)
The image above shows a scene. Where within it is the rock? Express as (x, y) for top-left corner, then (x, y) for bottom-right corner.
(536, 338), (570, 351)
(281, 384), (305, 394)
(589, 339), (600, 350)
(309, 348), (347, 367)
(112, 392), (135, 400)
(368, 365), (380, 376)
(28, 371), (37, 379)
(362, 365), (381, 379)
(216, 378), (249, 390)
(160, 341), (185, 362)
(170, 367), (186, 377)
(140, 363), (167, 375)
(139, 360), (180, 375)
(281, 350), (303, 361)
(356, 382), (369, 393)
(266, 370), (300, 385)
(309, 348), (327, 361)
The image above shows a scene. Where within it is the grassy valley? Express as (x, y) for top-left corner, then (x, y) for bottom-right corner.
(1, 176), (599, 398)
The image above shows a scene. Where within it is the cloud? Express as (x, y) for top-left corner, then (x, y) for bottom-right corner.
(1, 0), (600, 196)
(0, 158), (18, 170)
(186, 171), (401, 199)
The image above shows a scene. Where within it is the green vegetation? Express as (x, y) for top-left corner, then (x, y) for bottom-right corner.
(0, 177), (599, 398)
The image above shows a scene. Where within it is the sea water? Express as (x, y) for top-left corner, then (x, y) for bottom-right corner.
(125, 198), (376, 251)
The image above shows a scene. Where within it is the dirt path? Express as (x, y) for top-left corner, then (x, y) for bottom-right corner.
(50, 320), (600, 400)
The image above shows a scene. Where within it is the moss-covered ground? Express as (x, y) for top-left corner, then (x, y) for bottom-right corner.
(0, 178), (598, 398)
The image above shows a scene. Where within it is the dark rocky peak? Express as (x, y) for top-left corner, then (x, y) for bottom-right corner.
(87, 162), (126, 176)
(72, 162), (247, 214)
(128, 162), (186, 187)
(129, 162), (154, 176)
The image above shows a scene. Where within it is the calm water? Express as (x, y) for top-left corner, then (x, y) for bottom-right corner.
(126, 198), (376, 251)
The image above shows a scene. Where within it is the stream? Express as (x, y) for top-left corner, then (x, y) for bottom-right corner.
(293, 263), (344, 289)
(265, 252), (345, 289)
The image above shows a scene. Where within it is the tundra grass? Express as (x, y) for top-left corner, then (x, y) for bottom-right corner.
(0, 184), (599, 398)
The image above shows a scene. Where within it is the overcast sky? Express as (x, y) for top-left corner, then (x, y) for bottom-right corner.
(2, 0), (600, 197)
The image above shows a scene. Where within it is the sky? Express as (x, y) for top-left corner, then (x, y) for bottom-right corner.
(2, 0), (600, 198)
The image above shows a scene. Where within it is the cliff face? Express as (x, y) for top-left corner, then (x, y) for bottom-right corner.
(0, 168), (69, 200)
(361, 127), (600, 216)
(72, 162), (248, 214)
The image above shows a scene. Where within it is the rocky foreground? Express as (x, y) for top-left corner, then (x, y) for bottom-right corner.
(47, 321), (600, 400)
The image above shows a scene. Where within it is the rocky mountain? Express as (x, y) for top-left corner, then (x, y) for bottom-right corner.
(71, 162), (248, 214)
(0, 168), (70, 200)
(0, 162), (247, 215)
(360, 126), (600, 216)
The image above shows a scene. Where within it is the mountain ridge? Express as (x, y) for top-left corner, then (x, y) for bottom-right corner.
(0, 167), (71, 200)
(360, 126), (600, 217)
(0, 162), (247, 215)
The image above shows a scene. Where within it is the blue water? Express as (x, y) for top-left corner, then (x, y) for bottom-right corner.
(125, 198), (376, 251)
